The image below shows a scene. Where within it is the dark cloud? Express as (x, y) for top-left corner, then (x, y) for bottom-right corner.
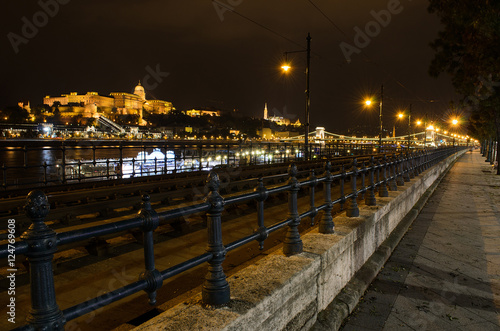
(0, 0), (458, 133)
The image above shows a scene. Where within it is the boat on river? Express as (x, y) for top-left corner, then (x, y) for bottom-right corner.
(53, 148), (233, 181)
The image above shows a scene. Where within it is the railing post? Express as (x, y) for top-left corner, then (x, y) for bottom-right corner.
(77, 160), (82, 183)
(43, 161), (48, 185)
(403, 153), (411, 182)
(409, 152), (415, 179)
(360, 161), (366, 200)
(308, 169), (318, 226)
(2, 163), (6, 189)
(138, 194), (163, 305)
(21, 190), (65, 330)
(396, 155), (405, 186)
(416, 151), (422, 175)
(340, 164), (346, 210)
(379, 156), (389, 197)
(419, 151), (425, 173)
(92, 144), (96, 165)
(118, 142), (123, 179)
(389, 156), (398, 191)
(283, 163), (303, 256)
(61, 144), (66, 184)
(319, 161), (334, 234)
(23, 145), (28, 168)
(346, 158), (359, 217)
(254, 178), (268, 250)
(164, 146), (168, 174)
(202, 172), (230, 305)
(198, 144), (203, 171)
(365, 156), (377, 206)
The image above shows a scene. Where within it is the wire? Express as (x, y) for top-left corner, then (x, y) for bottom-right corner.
(306, 0), (348, 37)
(211, 0), (306, 50)
(306, 0), (440, 107)
(212, 0), (442, 107)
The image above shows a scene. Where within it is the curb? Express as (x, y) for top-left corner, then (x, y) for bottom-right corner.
(312, 152), (464, 331)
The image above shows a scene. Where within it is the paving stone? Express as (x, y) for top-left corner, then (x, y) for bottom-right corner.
(342, 151), (500, 330)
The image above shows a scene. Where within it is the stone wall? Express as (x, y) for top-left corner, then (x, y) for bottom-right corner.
(133, 150), (466, 331)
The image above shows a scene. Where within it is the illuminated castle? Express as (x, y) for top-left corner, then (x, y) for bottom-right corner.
(43, 82), (174, 123)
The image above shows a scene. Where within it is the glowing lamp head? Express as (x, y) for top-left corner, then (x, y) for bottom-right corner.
(281, 63), (291, 72)
(365, 100), (372, 106)
(398, 113), (404, 119)
(416, 120), (422, 126)
(452, 119), (458, 125)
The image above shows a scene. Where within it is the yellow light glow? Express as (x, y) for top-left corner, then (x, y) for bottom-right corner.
(452, 119), (458, 125)
(416, 120), (422, 126)
(281, 64), (291, 72)
(398, 113), (404, 119)
(365, 100), (372, 106)
(427, 125), (434, 130)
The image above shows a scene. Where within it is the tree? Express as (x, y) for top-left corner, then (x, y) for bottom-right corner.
(428, 0), (500, 173)
(1, 105), (29, 123)
(49, 108), (62, 124)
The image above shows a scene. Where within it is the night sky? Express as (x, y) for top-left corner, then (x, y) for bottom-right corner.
(1, 0), (459, 134)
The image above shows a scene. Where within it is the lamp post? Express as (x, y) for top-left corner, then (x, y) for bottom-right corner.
(397, 104), (412, 150)
(364, 84), (383, 153)
(426, 124), (435, 147)
(407, 104), (412, 149)
(416, 116), (429, 149)
(281, 33), (311, 160)
(451, 118), (458, 147)
(395, 112), (403, 139)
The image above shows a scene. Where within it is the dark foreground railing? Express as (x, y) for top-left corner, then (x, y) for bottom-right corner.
(0, 147), (463, 330)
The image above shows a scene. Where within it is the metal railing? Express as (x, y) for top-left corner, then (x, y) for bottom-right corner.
(0, 147), (463, 330)
(0, 140), (402, 191)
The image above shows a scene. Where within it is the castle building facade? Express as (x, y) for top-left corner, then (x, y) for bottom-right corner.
(43, 82), (174, 122)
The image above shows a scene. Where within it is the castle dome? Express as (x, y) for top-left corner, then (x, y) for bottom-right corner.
(134, 81), (146, 100)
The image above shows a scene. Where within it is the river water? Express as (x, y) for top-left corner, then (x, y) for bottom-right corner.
(0, 140), (303, 190)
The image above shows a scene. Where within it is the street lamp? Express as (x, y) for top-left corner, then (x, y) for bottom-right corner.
(394, 112), (404, 138)
(364, 84), (384, 153)
(426, 124), (435, 147)
(281, 33), (311, 160)
(397, 104), (412, 150)
(416, 116), (430, 148)
(451, 118), (458, 147)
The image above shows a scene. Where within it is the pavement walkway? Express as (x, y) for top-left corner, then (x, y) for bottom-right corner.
(341, 149), (500, 330)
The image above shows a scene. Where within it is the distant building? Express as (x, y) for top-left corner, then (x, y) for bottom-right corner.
(43, 82), (174, 124)
(263, 103), (301, 127)
(18, 101), (31, 112)
(186, 107), (222, 117)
